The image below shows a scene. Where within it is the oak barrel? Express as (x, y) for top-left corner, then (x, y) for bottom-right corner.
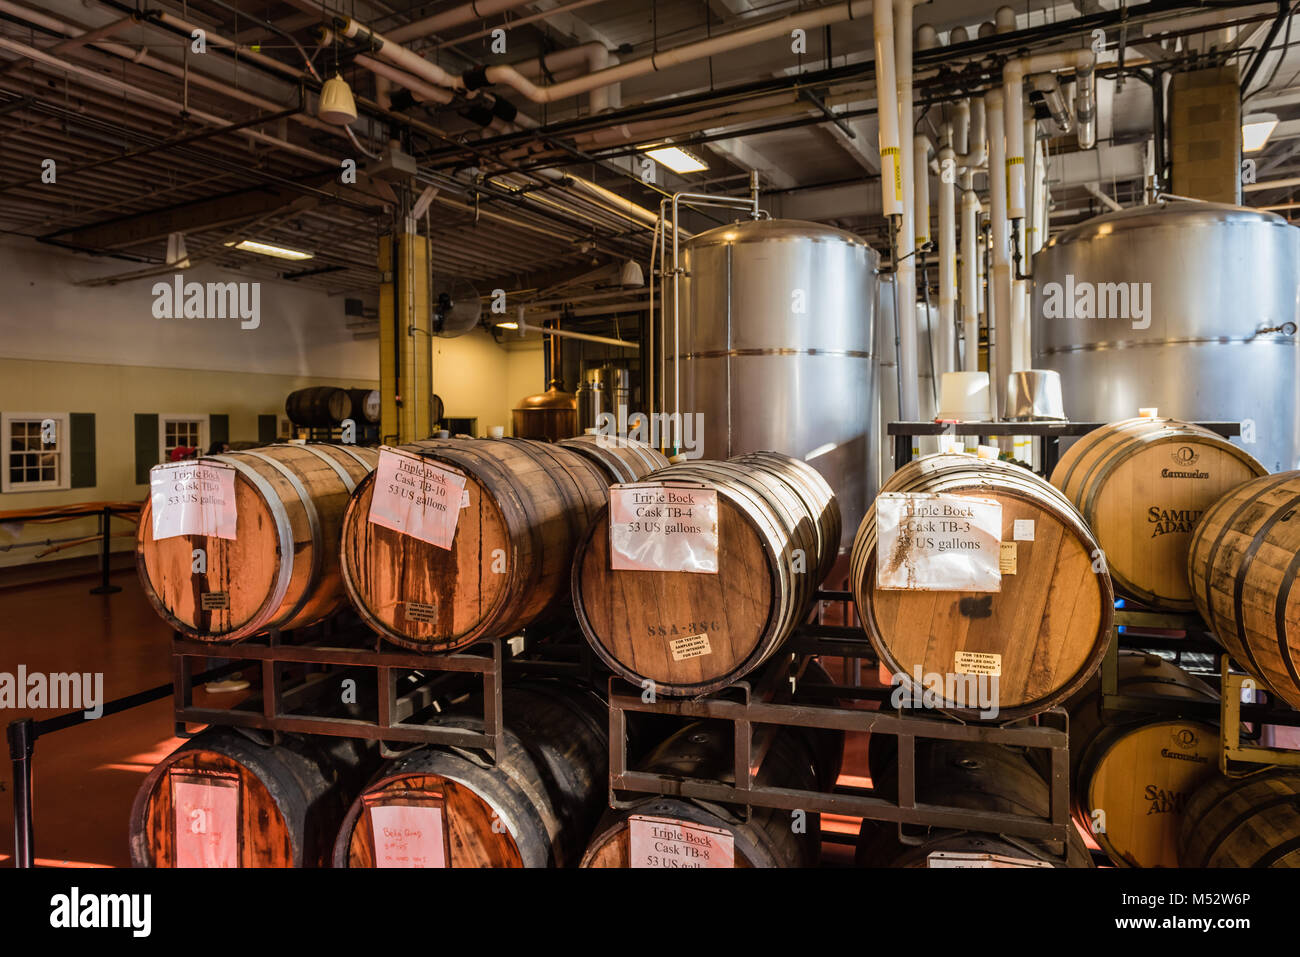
(580, 721), (834, 868)
(130, 728), (376, 867)
(857, 740), (1093, 867)
(558, 433), (670, 483)
(1178, 770), (1300, 867)
(136, 444), (377, 642)
(572, 451), (841, 696)
(1050, 417), (1266, 610)
(850, 453), (1113, 720)
(340, 438), (608, 652)
(285, 386), (351, 427)
(1066, 651), (1219, 867)
(1187, 470), (1300, 709)
(347, 388), (381, 424)
(333, 681), (608, 868)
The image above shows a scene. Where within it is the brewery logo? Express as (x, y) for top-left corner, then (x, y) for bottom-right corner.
(1171, 446), (1199, 467)
(1148, 506), (1203, 537)
(1161, 446), (1210, 479)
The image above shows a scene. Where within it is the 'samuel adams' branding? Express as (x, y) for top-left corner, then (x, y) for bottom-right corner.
(1148, 446), (1210, 538)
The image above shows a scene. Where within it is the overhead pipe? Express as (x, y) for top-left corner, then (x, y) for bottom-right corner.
(914, 134), (932, 250)
(1034, 75), (1073, 133)
(323, 17), (466, 93)
(873, 0), (904, 219)
(386, 0), (535, 43)
(955, 96), (986, 169)
(356, 56), (455, 105)
(465, 0), (873, 105)
(959, 170), (981, 373)
(986, 87), (1011, 414)
(893, 0), (923, 422)
(509, 42), (620, 112)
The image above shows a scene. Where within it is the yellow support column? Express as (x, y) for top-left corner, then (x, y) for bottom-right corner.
(378, 225), (431, 444)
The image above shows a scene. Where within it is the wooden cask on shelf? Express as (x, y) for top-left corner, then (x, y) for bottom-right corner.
(1187, 470), (1300, 709)
(285, 386), (351, 427)
(136, 444), (377, 642)
(1066, 651), (1219, 868)
(1050, 417), (1266, 610)
(130, 728), (376, 867)
(573, 451), (840, 696)
(850, 454), (1113, 720)
(340, 439), (608, 652)
(580, 721), (834, 868)
(1178, 770), (1300, 867)
(333, 681), (608, 868)
(558, 433), (670, 483)
(857, 740), (1093, 867)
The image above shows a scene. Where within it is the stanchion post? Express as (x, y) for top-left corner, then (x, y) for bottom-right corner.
(7, 718), (36, 868)
(89, 505), (122, 595)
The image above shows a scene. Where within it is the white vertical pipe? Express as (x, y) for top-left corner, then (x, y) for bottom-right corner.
(960, 174), (980, 373)
(894, 0), (920, 422)
(914, 134), (932, 249)
(986, 88), (1010, 418)
(1004, 64), (1028, 222)
(873, 0), (903, 219)
(938, 141), (957, 376)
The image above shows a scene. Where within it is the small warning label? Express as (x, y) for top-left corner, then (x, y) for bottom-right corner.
(200, 592), (230, 610)
(669, 633), (712, 661)
(404, 601), (438, 624)
(955, 651), (1002, 677)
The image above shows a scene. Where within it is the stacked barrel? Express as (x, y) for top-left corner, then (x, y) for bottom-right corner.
(571, 451), (840, 696)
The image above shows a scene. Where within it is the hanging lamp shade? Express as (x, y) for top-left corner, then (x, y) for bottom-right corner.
(318, 74), (357, 126)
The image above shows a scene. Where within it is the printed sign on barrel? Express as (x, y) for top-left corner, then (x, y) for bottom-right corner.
(875, 492), (1003, 592)
(608, 482), (719, 573)
(628, 815), (734, 868)
(368, 447), (467, 549)
(149, 461), (237, 541)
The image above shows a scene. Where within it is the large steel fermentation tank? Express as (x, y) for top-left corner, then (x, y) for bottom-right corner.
(678, 219), (879, 550)
(1032, 201), (1300, 472)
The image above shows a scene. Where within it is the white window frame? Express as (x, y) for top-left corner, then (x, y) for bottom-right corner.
(158, 414), (210, 463)
(2, 412), (71, 493)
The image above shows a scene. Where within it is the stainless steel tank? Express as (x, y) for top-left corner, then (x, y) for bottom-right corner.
(678, 219), (879, 549)
(1032, 201), (1300, 472)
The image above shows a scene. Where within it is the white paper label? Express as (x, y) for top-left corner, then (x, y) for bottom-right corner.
(150, 461), (238, 541)
(875, 493), (1003, 592)
(369, 804), (447, 868)
(927, 851), (1052, 868)
(669, 633), (712, 661)
(459, 489), (470, 509)
(954, 651), (1002, 677)
(609, 482), (719, 573)
(629, 815), (734, 868)
(1013, 519), (1035, 541)
(368, 447), (468, 550)
(171, 776), (240, 868)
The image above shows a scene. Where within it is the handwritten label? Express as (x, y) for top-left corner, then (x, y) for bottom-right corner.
(368, 447), (468, 550)
(954, 651), (1002, 677)
(927, 851), (1051, 868)
(875, 493), (1003, 592)
(1013, 519), (1035, 541)
(171, 774), (240, 868)
(150, 461), (237, 541)
(200, 592), (230, 610)
(669, 633), (712, 661)
(609, 482), (718, 573)
(1000, 541), (1017, 574)
(629, 815), (734, 868)
(369, 804), (447, 868)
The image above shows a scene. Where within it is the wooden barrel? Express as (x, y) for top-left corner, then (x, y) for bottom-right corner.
(1178, 770), (1300, 867)
(857, 740), (1093, 867)
(130, 728), (376, 867)
(1050, 417), (1266, 610)
(1187, 470), (1300, 709)
(1065, 651), (1219, 867)
(572, 452), (840, 696)
(347, 388), (381, 424)
(136, 444), (377, 642)
(850, 453), (1113, 720)
(340, 438), (608, 652)
(558, 434), (670, 483)
(333, 681), (608, 868)
(580, 721), (830, 868)
(285, 386), (351, 427)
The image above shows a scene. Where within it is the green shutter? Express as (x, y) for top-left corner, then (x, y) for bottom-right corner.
(209, 414), (229, 450)
(258, 414), (278, 445)
(69, 413), (96, 488)
(134, 413), (159, 484)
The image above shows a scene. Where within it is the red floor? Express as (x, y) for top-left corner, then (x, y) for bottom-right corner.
(0, 568), (210, 867)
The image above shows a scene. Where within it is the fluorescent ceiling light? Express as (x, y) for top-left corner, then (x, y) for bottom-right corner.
(495, 321), (519, 330)
(1243, 113), (1278, 153)
(224, 239), (314, 261)
(644, 146), (708, 174)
